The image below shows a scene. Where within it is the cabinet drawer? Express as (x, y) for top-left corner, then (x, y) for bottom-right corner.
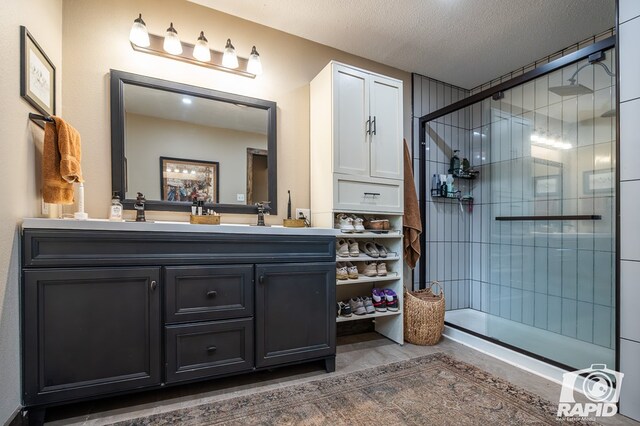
(334, 175), (403, 213)
(165, 319), (254, 384)
(165, 265), (253, 324)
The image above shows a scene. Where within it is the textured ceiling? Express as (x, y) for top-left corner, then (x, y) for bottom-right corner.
(188, 0), (615, 89)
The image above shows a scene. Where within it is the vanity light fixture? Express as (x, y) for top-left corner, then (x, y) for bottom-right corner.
(222, 39), (239, 69)
(192, 31), (211, 62)
(247, 46), (263, 75)
(163, 23), (182, 55)
(128, 15), (262, 78)
(129, 13), (150, 47)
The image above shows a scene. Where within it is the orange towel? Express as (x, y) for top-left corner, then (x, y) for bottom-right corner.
(403, 139), (422, 269)
(42, 116), (83, 204)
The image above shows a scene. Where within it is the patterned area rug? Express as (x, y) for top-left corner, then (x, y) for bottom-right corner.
(113, 353), (574, 425)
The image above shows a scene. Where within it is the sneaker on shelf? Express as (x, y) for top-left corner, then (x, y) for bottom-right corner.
(350, 215), (365, 233)
(371, 288), (387, 312)
(383, 288), (399, 311)
(349, 297), (366, 315)
(345, 261), (359, 279)
(338, 301), (352, 317)
(336, 239), (350, 258)
(362, 297), (375, 314)
(362, 261), (378, 277)
(336, 263), (348, 280)
(376, 262), (388, 276)
(335, 213), (354, 233)
(346, 239), (360, 257)
(374, 243), (388, 258)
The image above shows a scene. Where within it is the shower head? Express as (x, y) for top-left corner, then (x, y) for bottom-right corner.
(548, 82), (594, 96)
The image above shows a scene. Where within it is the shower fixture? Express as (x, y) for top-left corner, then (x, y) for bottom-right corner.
(548, 51), (615, 96)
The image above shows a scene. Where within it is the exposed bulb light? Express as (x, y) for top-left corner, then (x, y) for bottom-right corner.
(163, 22), (182, 55)
(173, 168), (179, 173)
(222, 38), (238, 69)
(182, 169), (188, 174)
(193, 31), (211, 62)
(191, 170), (196, 175)
(129, 13), (150, 47)
(247, 46), (262, 75)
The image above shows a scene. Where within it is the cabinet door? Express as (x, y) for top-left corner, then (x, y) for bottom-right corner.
(23, 267), (161, 406)
(333, 64), (370, 177)
(255, 263), (336, 368)
(370, 75), (403, 180)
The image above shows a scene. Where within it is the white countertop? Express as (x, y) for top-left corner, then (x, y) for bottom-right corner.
(22, 218), (339, 236)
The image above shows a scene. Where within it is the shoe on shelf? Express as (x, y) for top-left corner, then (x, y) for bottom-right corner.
(359, 241), (379, 258)
(338, 301), (352, 317)
(345, 261), (359, 279)
(383, 289), (399, 311)
(336, 213), (354, 233)
(336, 263), (348, 280)
(364, 217), (390, 231)
(371, 288), (387, 312)
(374, 243), (388, 258)
(349, 297), (366, 315)
(336, 239), (350, 258)
(377, 262), (388, 276)
(362, 261), (378, 277)
(362, 297), (375, 314)
(350, 215), (365, 232)
(346, 239), (360, 257)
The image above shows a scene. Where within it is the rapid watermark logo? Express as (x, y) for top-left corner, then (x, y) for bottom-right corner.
(557, 364), (623, 419)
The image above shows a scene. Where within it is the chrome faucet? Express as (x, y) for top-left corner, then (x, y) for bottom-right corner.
(255, 201), (271, 226)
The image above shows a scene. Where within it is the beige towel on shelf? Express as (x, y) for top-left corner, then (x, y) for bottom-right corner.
(403, 139), (422, 269)
(42, 116), (83, 204)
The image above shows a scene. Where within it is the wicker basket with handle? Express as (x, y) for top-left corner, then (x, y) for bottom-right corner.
(403, 281), (445, 345)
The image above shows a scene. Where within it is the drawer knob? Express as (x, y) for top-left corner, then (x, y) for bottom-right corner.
(207, 346), (217, 353)
(259, 275), (265, 284)
(206, 290), (217, 298)
(150, 280), (157, 291)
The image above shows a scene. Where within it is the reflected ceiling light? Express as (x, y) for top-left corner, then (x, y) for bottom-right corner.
(129, 13), (150, 47)
(163, 22), (183, 55)
(193, 31), (211, 62)
(128, 15), (262, 78)
(222, 39), (239, 69)
(247, 46), (262, 75)
(530, 132), (572, 150)
(548, 51), (615, 97)
(182, 97), (192, 105)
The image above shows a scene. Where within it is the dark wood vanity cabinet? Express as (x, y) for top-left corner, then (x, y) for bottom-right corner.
(21, 228), (336, 420)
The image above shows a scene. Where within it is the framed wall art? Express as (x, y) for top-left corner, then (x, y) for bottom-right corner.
(20, 26), (56, 117)
(160, 156), (219, 203)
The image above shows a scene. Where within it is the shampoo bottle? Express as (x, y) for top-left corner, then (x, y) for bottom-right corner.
(109, 192), (123, 222)
(449, 150), (460, 175)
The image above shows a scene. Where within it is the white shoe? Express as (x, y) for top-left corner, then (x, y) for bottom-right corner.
(336, 214), (354, 233)
(351, 215), (365, 232)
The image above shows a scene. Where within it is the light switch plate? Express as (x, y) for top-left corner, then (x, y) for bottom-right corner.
(237, 193), (245, 202)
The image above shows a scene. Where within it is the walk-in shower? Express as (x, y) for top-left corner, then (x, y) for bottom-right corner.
(418, 37), (617, 370)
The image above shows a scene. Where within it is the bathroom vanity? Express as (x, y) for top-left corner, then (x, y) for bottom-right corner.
(21, 219), (336, 422)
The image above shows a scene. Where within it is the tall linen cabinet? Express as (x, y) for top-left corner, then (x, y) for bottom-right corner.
(310, 61), (405, 344)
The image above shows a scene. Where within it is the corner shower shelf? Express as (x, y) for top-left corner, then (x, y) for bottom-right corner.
(336, 310), (401, 323)
(430, 189), (474, 202)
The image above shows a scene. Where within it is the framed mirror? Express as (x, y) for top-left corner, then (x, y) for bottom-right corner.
(110, 69), (277, 214)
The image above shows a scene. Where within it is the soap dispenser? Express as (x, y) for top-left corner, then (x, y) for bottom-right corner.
(109, 192), (123, 222)
(449, 150), (461, 176)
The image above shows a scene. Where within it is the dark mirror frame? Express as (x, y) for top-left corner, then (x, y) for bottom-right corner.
(110, 69), (277, 214)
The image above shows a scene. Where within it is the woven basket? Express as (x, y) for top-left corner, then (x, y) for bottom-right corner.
(404, 281), (445, 345)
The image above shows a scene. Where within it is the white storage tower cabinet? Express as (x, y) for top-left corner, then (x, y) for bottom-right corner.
(310, 61), (404, 344)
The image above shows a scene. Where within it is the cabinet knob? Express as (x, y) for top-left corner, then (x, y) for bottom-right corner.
(207, 346), (217, 353)
(206, 290), (217, 298)
(259, 275), (265, 284)
(150, 280), (157, 291)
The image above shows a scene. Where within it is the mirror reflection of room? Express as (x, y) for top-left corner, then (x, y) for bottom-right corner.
(123, 83), (269, 205)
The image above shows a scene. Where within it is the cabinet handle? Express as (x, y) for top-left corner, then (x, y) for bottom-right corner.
(207, 346), (217, 353)
(259, 275), (265, 284)
(150, 280), (157, 291)
(372, 116), (377, 135)
(206, 290), (217, 298)
(364, 192), (380, 198)
(365, 116), (371, 135)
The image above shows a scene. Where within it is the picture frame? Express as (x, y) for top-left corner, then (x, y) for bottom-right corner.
(583, 169), (614, 194)
(160, 157), (219, 203)
(20, 26), (56, 118)
(534, 175), (562, 197)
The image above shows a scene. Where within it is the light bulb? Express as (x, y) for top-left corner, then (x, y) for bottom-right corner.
(129, 13), (150, 47)
(193, 31), (211, 62)
(222, 38), (238, 69)
(247, 46), (262, 75)
(163, 22), (182, 55)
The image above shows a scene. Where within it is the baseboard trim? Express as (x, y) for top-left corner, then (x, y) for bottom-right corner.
(3, 407), (23, 426)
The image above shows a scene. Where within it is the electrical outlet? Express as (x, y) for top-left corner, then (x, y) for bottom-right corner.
(296, 208), (310, 224)
(236, 193), (245, 202)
